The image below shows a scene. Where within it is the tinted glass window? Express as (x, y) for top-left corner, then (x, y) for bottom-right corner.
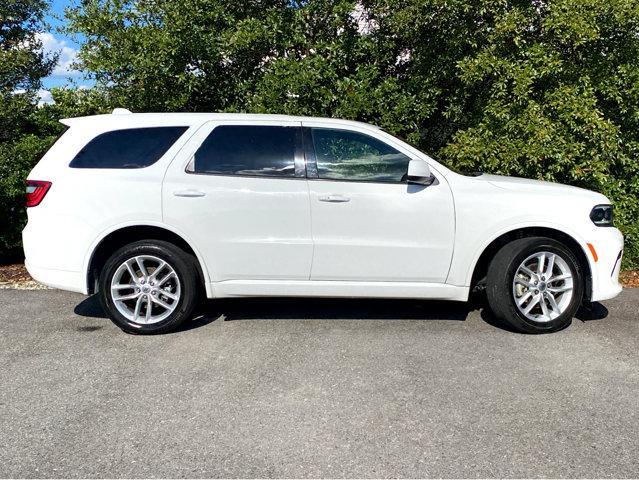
(70, 127), (188, 169)
(192, 125), (297, 177)
(311, 128), (411, 182)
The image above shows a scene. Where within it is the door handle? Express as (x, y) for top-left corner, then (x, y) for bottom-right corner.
(173, 189), (206, 198)
(318, 194), (350, 203)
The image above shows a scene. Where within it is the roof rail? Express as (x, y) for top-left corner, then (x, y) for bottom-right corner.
(112, 108), (132, 115)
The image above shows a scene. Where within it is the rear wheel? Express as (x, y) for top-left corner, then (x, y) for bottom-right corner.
(99, 240), (199, 334)
(486, 237), (584, 334)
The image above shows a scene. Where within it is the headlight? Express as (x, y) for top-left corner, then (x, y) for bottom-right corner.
(590, 204), (614, 227)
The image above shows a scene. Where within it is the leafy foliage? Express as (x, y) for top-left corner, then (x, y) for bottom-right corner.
(439, 0), (639, 268)
(0, 0), (56, 260)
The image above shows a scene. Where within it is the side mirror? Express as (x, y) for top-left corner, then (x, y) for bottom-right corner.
(407, 159), (434, 186)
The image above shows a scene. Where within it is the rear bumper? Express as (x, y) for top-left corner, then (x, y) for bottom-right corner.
(589, 227), (624, 302)
(24, 260), (87, 294)
(22, 212), (90, 295)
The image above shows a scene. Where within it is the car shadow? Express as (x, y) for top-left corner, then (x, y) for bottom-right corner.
(575, 302), (609, 322)
(73, 294), (607, 334)
(74, 294), (480, 329)
(74, 295), (108, 318)
(199, 296), (475, 322)
(479, 308), (521, 333)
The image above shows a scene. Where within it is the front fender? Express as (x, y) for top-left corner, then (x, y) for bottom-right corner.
(448, 220), (596, 291)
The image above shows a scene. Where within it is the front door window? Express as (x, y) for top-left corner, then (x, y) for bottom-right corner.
(310, 128), (411, 183)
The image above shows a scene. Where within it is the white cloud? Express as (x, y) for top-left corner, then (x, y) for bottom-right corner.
(37, 89), (53, 106)
(11, 88), (54, 106)
(36, 32), (80, 77)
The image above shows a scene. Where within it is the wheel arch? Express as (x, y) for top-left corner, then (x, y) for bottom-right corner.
(85, 223), (210, 296)
(468, 226), (593, 302)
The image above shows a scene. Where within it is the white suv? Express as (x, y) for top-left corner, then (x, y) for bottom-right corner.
(23, 110), (624, 334)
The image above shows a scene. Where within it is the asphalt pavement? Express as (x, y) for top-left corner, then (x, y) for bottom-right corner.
(1, 288), (638, 478)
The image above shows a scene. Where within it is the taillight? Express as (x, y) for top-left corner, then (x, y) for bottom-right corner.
(25, 180), (52, 207)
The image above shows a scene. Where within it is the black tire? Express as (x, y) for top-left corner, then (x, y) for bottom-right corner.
(486, 236), (584, 334)
(98, 240), (199, 334)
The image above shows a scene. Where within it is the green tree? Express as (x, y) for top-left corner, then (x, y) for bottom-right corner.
(65, 0), (300, 111)
(439, 0), (639, 267)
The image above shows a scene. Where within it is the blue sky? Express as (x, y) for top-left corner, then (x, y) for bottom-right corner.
(39, 0), (93, 100)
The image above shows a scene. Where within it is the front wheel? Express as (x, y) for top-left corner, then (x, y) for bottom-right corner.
(99, 240), (199, 334)
(486, 237), (584, 334)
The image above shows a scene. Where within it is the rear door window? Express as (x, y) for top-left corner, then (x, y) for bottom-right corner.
(70, 127), (188, 168)
(190, 125), (298, 177)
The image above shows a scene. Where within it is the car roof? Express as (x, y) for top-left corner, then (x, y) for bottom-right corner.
(61, 110), (382, 130)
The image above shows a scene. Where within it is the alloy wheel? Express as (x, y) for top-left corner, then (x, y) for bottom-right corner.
(110, 255), (181, 325)
(512, 251), (574, 323)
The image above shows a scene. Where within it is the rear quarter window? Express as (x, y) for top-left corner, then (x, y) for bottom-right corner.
(69, 126), (188, 169)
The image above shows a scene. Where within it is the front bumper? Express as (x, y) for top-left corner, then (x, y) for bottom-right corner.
(588, 227), (624, 302)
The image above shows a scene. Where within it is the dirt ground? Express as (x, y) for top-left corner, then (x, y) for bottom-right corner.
(620, 269), (639, 288)
(0, 264), (49, 290)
